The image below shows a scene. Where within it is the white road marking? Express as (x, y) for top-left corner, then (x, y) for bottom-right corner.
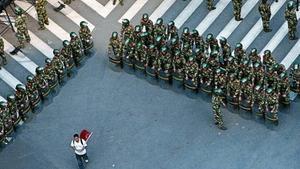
(80, 0), (118, 18)
(0, 68), (23, 89)
(118, 0), (149, 23)
(149, 0), (176, 22)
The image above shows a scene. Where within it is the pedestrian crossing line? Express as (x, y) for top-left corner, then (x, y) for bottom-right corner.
(259, 10), (300, 56)
(0, 68), (23, 89)
(47, 0), (95, 31)
(174, 0), (204, 28)
(149, 0), (176, 22)
(15, 0), (69, 41)
(216, 0), (260, 39)
(0, 96), (6, 102)
(280, 40), (300, 69)
(3, 39), (38, 75)
(196, 0), (231, 35)
(80, 0), (118, 18)
(118, 0), (149, 23)
(0, 17), (54, 59)
(240, 0), (285, 50)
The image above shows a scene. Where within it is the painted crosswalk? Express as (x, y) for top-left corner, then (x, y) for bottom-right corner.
(47, 0), (95, 31)
(0, 0), (299, 101)
(118, 0), (149, 23)
(174, 0), (204, 28)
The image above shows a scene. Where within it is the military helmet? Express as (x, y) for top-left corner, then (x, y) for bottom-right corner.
(254, 62), (261, 68)
(63, 40), (70, 47)
(0, 101), (7, 109)
(188, 56), (194, 62)
(149, 44), (155, 50)
(156, 36), (162, 42)
(112, 32), (118, 39)
(161, 46), (167, 53)
(156, 18), (163, 25)
(142, 13), (149, 20)
(140, 32), (148, 38)
(229, 72), (237, 79)
(202, 63), (208, 68)
(206, 33), (214, 42)
(183, 43), (190, 49)
(219, 36), (227, 45)
(195, 48), (201, 54)
(174, 50), (181, 56)
(7, 95), (16, 102)
(80, 21), (88, 28)
(279, 72), (287, 79)
(211, 50), (219, 56)
(135, 25), (141, 32)
(264, 50), (271, 55)
(27, 75), (35, 83)
(254, 85), (262, 91)
(136, 42), (142, 49)
(293, 63), (299, 70)
(122, 19), (130, 27)
(45, 58), (51, 64)
(287, 1), (295, 10)
(171, 38), (178, 45)
(192, 29), (199, 36)
(16, 84), (26, 92)
(36, 66), (44, 75)
(53, 49), (60, 56)
(241, 77), (248, 84)
(266, 88), (273, 94)
(183, 27), (189, 34)
(250, 48), (257, 55)
(70, 32), (77, 38)
(235, 43), (243, 49)
(214, 88), (223, 95)
(168, 21), (175, 27)
(15, 7), (23, 15)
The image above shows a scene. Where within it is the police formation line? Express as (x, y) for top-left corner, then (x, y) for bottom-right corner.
(108, 13), (300, 130)
(0, 20), (93, 144)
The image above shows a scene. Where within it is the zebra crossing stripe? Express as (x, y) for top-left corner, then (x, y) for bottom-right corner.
(3, 39), (37, 75)
(259, 10), (300, 55)
(0, 17), (54, 59)
(15, 0), (69, 41)
(174, 0), (204, 28)
(216, 0), (260, 39)
(118, 0), (149, 23)
(47, 0), (95, 31)
(0, 96), (6, 102)
(0, 68), (23, 89)
(240, 0), (285, 50)
(80, 0), (118, 18)
(196, 0), (231, 35)
(280, 40), (300, 69)
(149, 0), (176, 22)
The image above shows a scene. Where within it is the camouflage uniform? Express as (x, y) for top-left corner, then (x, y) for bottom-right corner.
(173, 50), (185, 75)
(35, 67), (51, 98)
(226, 73), (240, 105)
(214, 68), (227, 91)
(153, 18), (166, 39)
(15, 7), (31, 47)
(70, 32), (84, 66)
(0, 37), (7, 67)
(0, 102), (13, 135)
(212, 89), (226, 130)
(44, 59), (59, 90)
(79, 21), (93, 52)
(278, 72), (290, 104)
(285, 1), (298, 40)
(207, 0), (216, 11)
(15, 84), (30, 120)
(113, 0), (123, 6)
(290, 63), (300, 93)
(239, 77), (254, 110)
(192, 30), (206, 52)
(265, 88), (279, 124)
(233, 0), (243, 21)
(140, 13), (153, 34)
(35, 0), (49, 30)
(166, 21), (178, 41)
(158, 46), (172, 73)
(52, 49), (66, 83)
(219, 37), (231, 68)
(61, 40), (75, 75)
(120, 19), (134, 44)
(63, 0), (74, 5)
(254, 85), (266, 117)
(259, 0), (272, 32)
(181, 27), (191, 46)
(108, 32), (122, 59)
(7, 95), (21, 126)
(146, 44), (158, 70)
(184, 57), (198, 86)
(26, 75), (41, 108)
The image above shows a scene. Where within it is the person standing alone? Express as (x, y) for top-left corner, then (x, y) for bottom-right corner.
(71, 134), (89, 169)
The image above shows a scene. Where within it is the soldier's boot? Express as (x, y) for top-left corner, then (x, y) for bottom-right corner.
(38, 20), (46, 30)
(119, 0), (124, 6)
(113, 0), (117, 5)
(208, 5), (216, 11)
(263, 23), (272, 32)
(1, 56), (7, 65)
(290, 31), (298, 40)
(25, 32), (31, 42)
